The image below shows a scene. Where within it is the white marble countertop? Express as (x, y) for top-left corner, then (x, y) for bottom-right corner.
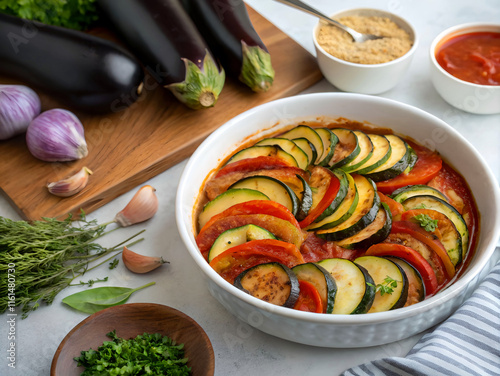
(1, 0), (500, 375)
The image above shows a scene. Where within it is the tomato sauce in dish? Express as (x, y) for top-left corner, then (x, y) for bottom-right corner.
(435, 31), (500, 85)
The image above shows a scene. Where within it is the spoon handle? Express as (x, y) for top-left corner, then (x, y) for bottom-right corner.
(273, 0), (361, 38)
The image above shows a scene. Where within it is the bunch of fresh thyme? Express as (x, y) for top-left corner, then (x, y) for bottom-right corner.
(0, 213), (142, 319)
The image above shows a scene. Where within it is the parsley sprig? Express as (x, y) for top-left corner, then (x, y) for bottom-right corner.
(368, 276), (400, 296)
(413, 213), (438, 232)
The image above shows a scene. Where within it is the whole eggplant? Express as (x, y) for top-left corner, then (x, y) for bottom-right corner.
(183, 0), (275, 92)
(0, 13), (145, 114)
(97, 0), (225, 110)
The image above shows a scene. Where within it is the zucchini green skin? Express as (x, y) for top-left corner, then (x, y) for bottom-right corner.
(335, 202), (392, 249)
(317, 258), (375, 314)
(391, 184), (449, 203)
(363, 135), (412, 182)
(226, 145), (298, 167)
(328, 128), (361, 169)
(316, 175), (381, 241)
(314, 169), (350, 223)
(296, 175), (313, 221)
(208, 224), (275, 262)
(292, 137), (318, 168)
(256, 138), (309, 170)
(401, 195), (469, 260)
(384, 256), (425, 304)
(341, 131), (374, 173)
(234, 262), (299, 308)
(316, 128), (338, 167)
(354, 256), (409, 312)
(98, 0), (225, 109)
(292, 263), (337, 314)
(280, 125), (324, 164)
(354, 134), (392, 174)
(182, 0), (274, 92)
(198, 188), (269, 229)
(0, 13), (144, 113)
(229, 175), (301, 216)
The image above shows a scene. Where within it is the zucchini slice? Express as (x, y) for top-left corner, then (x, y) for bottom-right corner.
(363, 135), (412, 182)
(229, 175), (300, 216)
(234, 262), (300, 308)
(306, 172), (358, 230)
(334, 202), (392, 249)
(341, 131), (374, 172)
(280, 125), (324, 165)
(354, 256), (409, 313)
(292, 263), (337, 314)
(316, 174), (380, 241)
(402, 195), (469, 260)
(391, 184), (449, 203)
(256, 137), (309, 170)
(353, 134), (392, 174)
(296, 175), (313, 221)
(327, 128), (361, 169)
(317, 258), (375, 314)
(314, 168), (350, 222)
(226, 145), (298, 167)
(208, 224), (276, 262)
(292, 137), (317, 168)
(384, 256), (425, 306)
(315, 128), (338, 166)
(198, 188), (269, 229)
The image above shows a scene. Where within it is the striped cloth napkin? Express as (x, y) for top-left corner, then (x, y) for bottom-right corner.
(341, 260), (500, 376)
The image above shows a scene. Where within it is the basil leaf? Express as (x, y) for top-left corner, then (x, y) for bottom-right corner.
(62, 282), (155, 314)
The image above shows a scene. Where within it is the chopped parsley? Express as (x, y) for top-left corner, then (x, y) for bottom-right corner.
(413, 213), (438, 232)
(74, 330), (191, 376)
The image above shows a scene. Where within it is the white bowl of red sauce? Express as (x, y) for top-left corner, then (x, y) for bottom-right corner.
(430, 23), (500, 114)
(176, 93), (500, 348)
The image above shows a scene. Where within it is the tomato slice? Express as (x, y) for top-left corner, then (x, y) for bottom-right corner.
(215, 156), (295, 178)
(199, 200), (301, 234)
(391, 220), (455, 280)
(365, 243), (439, 296)
(209, 239), (305, 283)
(378, 192), (404, 220)
(196, 213), (306, 260)
(376, 142), (443, 194)
(299, 168), (340, 228)
(300, 233), (362, 263)
(293, 280), (323, 313)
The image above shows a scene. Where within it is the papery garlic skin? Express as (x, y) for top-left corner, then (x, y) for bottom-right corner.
(26, 108), (88, 162)
(0, 85), (41, 140)
(47, 166), (93, 197)
(115, 185), (159, 226)
(122, 246), (167, 274)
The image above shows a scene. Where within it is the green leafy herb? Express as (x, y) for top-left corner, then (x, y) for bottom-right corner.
(0, 213), (144, 318)
(0, 0), (100, 30)
(413, 203), (428, 210)
(62, 282), (155, 314)
(368, 276), (400, 296)
(413, 213), (438, 232)
(71, 277), (109, 288)
(74, 330), (191, 376)
(108, 258), (119, 270)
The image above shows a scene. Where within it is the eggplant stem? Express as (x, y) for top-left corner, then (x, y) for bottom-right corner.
(239, 41), (275, 93)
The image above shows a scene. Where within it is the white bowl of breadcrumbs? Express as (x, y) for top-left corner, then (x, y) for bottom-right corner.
(313, 8), (418, 94)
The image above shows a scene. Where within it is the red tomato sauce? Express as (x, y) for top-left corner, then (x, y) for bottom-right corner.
(435, 31), (500, 85)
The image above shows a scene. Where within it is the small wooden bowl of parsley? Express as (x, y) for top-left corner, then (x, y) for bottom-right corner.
(51, 303), (214, 376)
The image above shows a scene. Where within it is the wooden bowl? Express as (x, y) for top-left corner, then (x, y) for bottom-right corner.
(51, 303), (214, 375)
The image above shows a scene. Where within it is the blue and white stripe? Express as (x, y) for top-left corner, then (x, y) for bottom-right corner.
(341, 261), (500, 376)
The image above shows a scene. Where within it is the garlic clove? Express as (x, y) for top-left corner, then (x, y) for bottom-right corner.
(122, 246), (168, 274)
(47, 166), (93, 197)
(115, 185), (159, 227)
(0, 85), (41, 140)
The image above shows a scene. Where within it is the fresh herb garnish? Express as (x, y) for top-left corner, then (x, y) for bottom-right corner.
(109, 258), (120, 270)
(71, 277), (109, 288)
(368, 276), (400, 296)
(0, 213), (144, 318)
(413, 213), (438, 232)
(0, 0), (100, 30)
(74, 330), (191, 376)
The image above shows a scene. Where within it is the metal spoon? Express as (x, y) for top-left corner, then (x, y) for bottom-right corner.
(274, 0), (384, 43)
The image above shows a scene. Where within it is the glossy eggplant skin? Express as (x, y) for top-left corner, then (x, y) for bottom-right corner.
(183, 0), (274, 91)
(98, 0), (213, 85)
(0, 13), (145, 114)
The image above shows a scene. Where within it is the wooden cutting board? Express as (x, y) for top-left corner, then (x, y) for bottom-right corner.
(0, 7), (322, 221)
